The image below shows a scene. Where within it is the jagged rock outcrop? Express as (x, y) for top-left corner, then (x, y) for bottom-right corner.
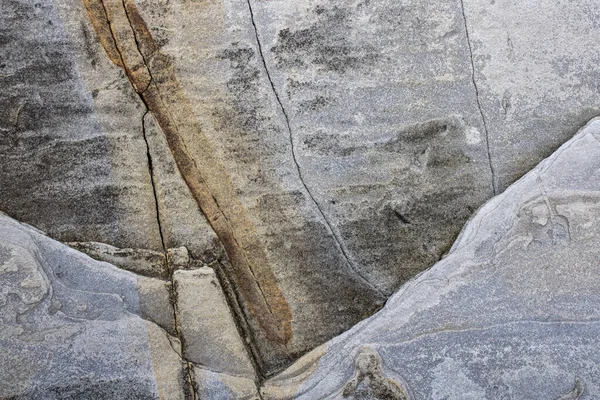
(261, 118), (600, 399)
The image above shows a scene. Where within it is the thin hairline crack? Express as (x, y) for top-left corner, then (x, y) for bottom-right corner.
(459, 0), (498, 196)
(245, 0), (386, 298)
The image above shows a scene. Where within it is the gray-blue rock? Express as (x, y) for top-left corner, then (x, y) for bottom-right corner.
(0, 213), (187, 399)
(261, 118), (600, 399)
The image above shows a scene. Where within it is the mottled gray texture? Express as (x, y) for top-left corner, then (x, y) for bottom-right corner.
(261, 118), (600, 399)
(2, 0), (599, 382)
(143, 113), (223, 263)
(66, 241), (167, 278)
(192, 366), (260, 400)
(130, 0), (499, 372)
(0, 0), (162, 250)
(249, 0), (495, 295)
(0, 212), (186, 399)
(463, 0), (600, 191)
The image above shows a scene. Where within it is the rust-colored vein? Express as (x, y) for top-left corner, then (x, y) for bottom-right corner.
(82, 0), (292, 345)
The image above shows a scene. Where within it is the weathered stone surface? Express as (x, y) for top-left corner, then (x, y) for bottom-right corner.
(249, 0), (495, 294)
(261, 118), (600, 398)
(143, 113), (224, 263)
(173, 267), (255, 377)
(463, 0), (600, 191)
(2, 0), (599, 383)
(0, 0), (162, 250)
(131, 0), (388, 373)
(0, 212), (187, 399)
(192, 366), (260, 400)
(126, 0), (499, 373)
(66, 241), (167, 278)
(137, 275), (176, 336)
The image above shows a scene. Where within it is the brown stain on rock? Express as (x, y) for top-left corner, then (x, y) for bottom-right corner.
(82, 0), (292, 346)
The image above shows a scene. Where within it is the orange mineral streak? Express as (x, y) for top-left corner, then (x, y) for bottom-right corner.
(82, 0), (293, 345)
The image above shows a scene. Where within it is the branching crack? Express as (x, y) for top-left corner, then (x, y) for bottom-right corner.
(459, 0), (498, 195)
(245, 0), (385, 298)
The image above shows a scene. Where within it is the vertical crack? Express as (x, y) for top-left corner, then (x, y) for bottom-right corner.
(141, 110), (166, 255)
(169, 272), (198, 400)
(245, 0), (385, 298)
(459, 0), (498, 195)
(141, 110), (197, 399)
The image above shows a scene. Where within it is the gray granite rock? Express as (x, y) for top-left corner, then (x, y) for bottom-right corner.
(249, 0), (495, 294)
(192, 366), (260, 400)
(0, 0), (163, 250)
(0, 212), (187, 399)
(66, 241), (167, 278)
(261, 118), (600, 399)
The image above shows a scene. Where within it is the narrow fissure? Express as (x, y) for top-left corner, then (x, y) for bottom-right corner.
(121, 0), (272, 381)
(459, 0), (498, 195)
(211, 260), (269, 384)
(141, 110), (166, 254)
(245, 0), (385, 298)
(169, 272), (198, 400)
(141, 109), (197, 398)
(120, 0), (293, 349)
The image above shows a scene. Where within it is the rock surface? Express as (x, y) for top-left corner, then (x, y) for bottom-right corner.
(173, 267), (255, 377)
(0, 212), (187, 399)
(261, 118), (600, 399)
(1, 0), (599, 388)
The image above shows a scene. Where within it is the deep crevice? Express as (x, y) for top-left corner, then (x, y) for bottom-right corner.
(245, 0), (385, 298)
(459, 0), (498, 195)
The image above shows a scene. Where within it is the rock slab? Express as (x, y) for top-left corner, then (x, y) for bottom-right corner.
(262, 118), (600, 399)
(0, 212), (187, 399)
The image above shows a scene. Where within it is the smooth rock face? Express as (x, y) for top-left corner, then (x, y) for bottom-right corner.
(463, 0), (600, 190)
(173, 267), (255, 377)
(261, 118), (600, 399)
(0, 212), (186, 399)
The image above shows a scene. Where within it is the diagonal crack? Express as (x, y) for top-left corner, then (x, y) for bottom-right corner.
(120, 7), (196, 395)
(121, 1), (264, 389)
(245, 0), (386, 298)
(459, 0), (498, 196)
